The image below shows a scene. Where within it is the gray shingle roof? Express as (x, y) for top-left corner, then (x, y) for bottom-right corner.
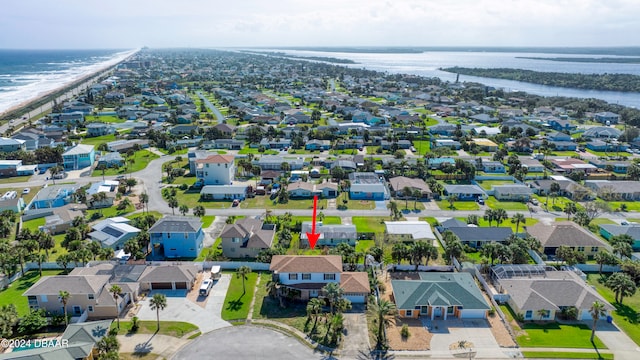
(526, 221), (608, 248)
(446, 227), (513, 243)
(148, 216), (202, 233)
(23, 275), (111, 296)
(391, 272), (490, 310)
(444, 184), (486, 195)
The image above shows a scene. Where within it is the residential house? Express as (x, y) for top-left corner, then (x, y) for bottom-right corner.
(0, 160), (23, 177)
(583, 126), (621, 139)
(287, 181), (314, 198)
(530, 177), (582, 198)
(588, 159), (631, 174)
(526, 221), (609, 259)
(258, 138), (291, 150)
(443, 184), (486, 201)
(470, 114), (498, 123)
(50, 111), (85, 126)
(316, 182), (339, 198)
(0, 196), (25, 213)
(433, 139), (462, 150)
(493, 266), (614, 321)
(138, 264), (199, 291)
(520, 158), (545, 173)
(0, 319), (113, 360)
(200, 185), (247, 200)
(195, 154), (235, 186)
(445, 226), (513, 248)
(107, 139), (149, 152)
(220, 218), (276, 258)
(546, 131), (573, 142)
(594, 111), (620, 124)
(388, 176), (432, 199)
(201, 139), (244, 150)
(0, 137), (26, 153)
(305, 139), (331, 151)
(600, 223), (640, 250)
(89, 217), (141, 250)
(63, 101), (93, 114)
(330, 160), (357, 173)
(26, 184), (77, 210)
(493, 185), (533, 201)
(63, 144), (95, 170)
(169, 124), (198, 136)
(86, 122), (115, 137)
(257, 155), (304, 171)
(586, 139), (628, 152)
(392, 272), (491, 320)
(12, 131), (54, 151)
(585, 180), (640, 201)
(148, 216), (205, 259)
(482, 161), (506, 173)
(472, 138), (498, 151)
(300, 222), (357, 247)
(40, 205), (86, 235)
(545, 117), (576, 131)
(348, 172), (389, 200)
(97, 152), (124, 168)
(473, 126), (501, 136)
(429, 124), (457, 136)
(269, 255), (370, 303)
(551, 158), (596, 174)
(213, 123), (236, 136)
(385, 221), (436, 242)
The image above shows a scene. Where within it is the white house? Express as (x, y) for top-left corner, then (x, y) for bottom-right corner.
(195, 154), (235, 186)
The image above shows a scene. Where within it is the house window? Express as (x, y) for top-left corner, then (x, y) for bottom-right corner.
(405, 310), (413, 317)
(184, 233), (188, 239)
(88, 294), (94, 300)
(447, 306), (454, 314)
(591, 247), (599, 252)
(578, 246), (585, 252)
(525, 310), (533, 319)
(167, 233), (171, 238)
(289, 273), (298, 280)
(232, 238), (240, 243)
(302, 274), (311, 280)
(324, 274), (336, 280)
(88, 306), (94, 312)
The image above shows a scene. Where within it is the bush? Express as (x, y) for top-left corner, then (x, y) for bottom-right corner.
(130, 316), (139, 333)
(18, 310), (47, 335)
(400, 324), (410, 338)
(488, 307), (496, 317)
(179, 183), (189, 190)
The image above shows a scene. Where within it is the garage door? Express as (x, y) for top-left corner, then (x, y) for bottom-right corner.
(175, 282), (188, 289)
(460, 309), (487, 319)
(151, 282), (172, 290)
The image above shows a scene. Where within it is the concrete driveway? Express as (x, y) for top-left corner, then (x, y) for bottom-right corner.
(172, 325), (326, 360)
(341, 312), (370, 357)
(136, 274), (232, 334)
(426, 319), (509, 359)
(595, 322), (640, 360)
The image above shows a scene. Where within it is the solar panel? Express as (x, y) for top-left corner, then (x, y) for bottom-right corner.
(102, 226), (124, 238)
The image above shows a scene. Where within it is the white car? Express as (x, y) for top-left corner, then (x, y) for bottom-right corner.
(199, 279), (214, 296)
(22, 188), (30, 194)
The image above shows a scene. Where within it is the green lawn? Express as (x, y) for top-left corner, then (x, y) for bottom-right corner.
(157, 147), (189, 155)
(110, 320), (198, 338)
(79, 134), (117, 146)
(195, 237), (221, 262)
(91, 150), (160, 177)
(240, 196), (328, 210)
(412, 140), (431, 155)
(352, 216), (387, 233)
(86, 115), (126, 124)
(238, 147), (279, 155)
(356, 240), (375, 253)
(0, 175), (32, 184)
(86, 203), (135, 220)
(291, 216), (341, 225)
(518, 323), (607, 349)
(170, 191), (231, 209)
(127, 211), (163, 220)
(485, 196), (529, 211)
(201, 215), (215, 228)
(475, 180), (514, 190)
(221, 271), (259, 321)
(587, 274), (640, 345)
(22, 217), (45, 232)
(609, 201), (640, 212)
(532, 194), (581, 213)
(436, 200), (480, 211)
(0, 270), (67, 316)
(522, 351), (613, 359)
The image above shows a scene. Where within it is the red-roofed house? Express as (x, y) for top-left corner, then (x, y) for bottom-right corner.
(195, 154), (235, 185)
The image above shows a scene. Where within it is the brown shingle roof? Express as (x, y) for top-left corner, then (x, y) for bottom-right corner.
(526, 221), (608, 248)
(341, 272), (370, 294)
(270, 255), (342, 273)
(389, 176), (431, 193)
(139, 264), (198, 283)
(196, 154), (235, 164)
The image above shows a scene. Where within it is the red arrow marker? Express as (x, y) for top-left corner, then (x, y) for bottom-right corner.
(306, 195), (320, 249)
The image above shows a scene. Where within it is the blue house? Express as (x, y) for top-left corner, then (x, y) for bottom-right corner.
(86, 123), (115, 137)
(305, 140), (331, 151)
(546, 118), (577, 131)
(444, 184), (486, 201)
(148, 216), (205, 259)
(348, 172), (389, 200)
(482, 161), (506, 173)
(27, 184), (77, 210)
(63, 144), (96, 170)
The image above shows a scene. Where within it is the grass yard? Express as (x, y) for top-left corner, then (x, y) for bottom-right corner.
(587, 274), (640, 345)
(79, 134), (116, 146)
(201, 215), (215, 228)
(517, 323), (607, 349)
(0, 175), (32, 184)
(240, 196), (328, 210)
(22, 217), (45, 232)
(436, 200), (480, 211)
(170, 191), (231, 209)
(291, 216), (341, 225)
(221, 271), (259, 321)
(157, 147), (189, 155)
(485, 196), (529, 211)
(195, 237), (222, 262)
(609, 201), (640, 212)
(356, 240), (375, 253)
(412, 140), (431, 155)
(0, 270), (67, 316)
(522, 351), (613, 359)
(91, 150), (160, 177)
(475, 180), (515, 190)
(86, 203), (135, 220)
(110, 320), (198, 337)
(238, 147), (279, 155)
(352, 216), (387, 233)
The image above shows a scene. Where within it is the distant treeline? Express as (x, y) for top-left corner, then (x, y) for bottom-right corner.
(276, 47), (424, 54)
(441, 67), (640, 93)
(244, 51), (356, 64)
(518, 56), (640, 64)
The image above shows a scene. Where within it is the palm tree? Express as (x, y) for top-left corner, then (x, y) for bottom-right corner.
(193, 205), (205, 217)
(59, 290), (70, 327)
(179, 204), (189, 216)
(96, 163), (107, 181)
(493, 208), (508, 226)
(511, 213), (526, 234)
(322, 282), (344, 314)
(149, 293), (167, 331)
(109, 285), (122, 329)
(307, 297), (324, 332)
(605, 272), (637, 304)
(413, 188), (422, 210)
(167, 196), (178, 215)
(139, 192), (149, 214)
(368, 297), (397, 349)
(402, 186), (412, 209)
(236, 266), (252, 294)
(49, 165), (63, 185)
(589, 301), (607, 343)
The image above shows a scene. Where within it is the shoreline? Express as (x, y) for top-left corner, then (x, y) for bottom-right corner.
(0, 49), (139, 122)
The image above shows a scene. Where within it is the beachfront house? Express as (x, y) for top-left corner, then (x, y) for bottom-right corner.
(63, 144), (96, 170)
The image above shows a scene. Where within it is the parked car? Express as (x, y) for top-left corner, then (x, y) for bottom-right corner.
(232, 199), (240, 207)
(199, 279), (214, 296)
(22, 188), (30, 194)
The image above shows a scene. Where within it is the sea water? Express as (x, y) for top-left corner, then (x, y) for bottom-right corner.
(0, 48), (138, 115)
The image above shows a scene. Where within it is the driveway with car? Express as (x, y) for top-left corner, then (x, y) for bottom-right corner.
(136, 274), (232, 333)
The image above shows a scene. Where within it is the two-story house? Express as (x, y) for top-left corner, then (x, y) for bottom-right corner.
(63, 144), (95, 170)
(148, 216), (204, 259)
(220, 218), (276, 258)
(195, 154), (235, 186)
(269, 255), (369, 303)
(0, 137), (27, 153)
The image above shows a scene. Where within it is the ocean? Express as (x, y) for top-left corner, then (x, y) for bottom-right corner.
(0, 49), (138, 115)
(269, 49), (640, 108)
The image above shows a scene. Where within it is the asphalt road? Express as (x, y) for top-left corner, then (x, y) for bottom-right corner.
(172, 326), (327, 360)
(197, 91), (224, 124)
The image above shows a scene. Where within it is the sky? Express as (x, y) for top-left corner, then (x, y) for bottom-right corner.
(1, 0), (639, 49)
